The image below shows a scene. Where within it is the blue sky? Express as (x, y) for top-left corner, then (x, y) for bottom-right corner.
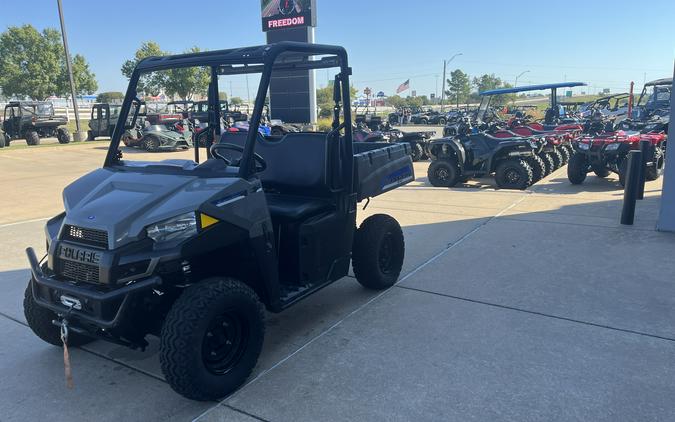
(1, 0), (673, 98)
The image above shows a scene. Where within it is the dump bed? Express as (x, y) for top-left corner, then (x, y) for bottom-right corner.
(353, 142), (415, 202)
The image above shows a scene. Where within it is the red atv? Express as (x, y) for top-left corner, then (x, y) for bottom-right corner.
(568, 130), (666, 186)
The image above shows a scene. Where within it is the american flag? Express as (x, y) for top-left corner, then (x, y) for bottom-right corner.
(396, 79), (410, 94)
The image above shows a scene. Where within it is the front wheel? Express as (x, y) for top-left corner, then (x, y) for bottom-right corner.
(567, 153), (588, 184)
(646, 147), (665, 181)
(23, 282), (94, 347)
(526, 155), (547, 183)
(410, 142), (424, 161)
(57, 127), (71, 144)
(160, 278), (265, 401)
(559, 146), (571, 164)
(142, 136), (160, 152)
(551, 149), (564, 169)
(427, 159), (460, 187)
(352, 214), (405, 290)
(26, 130), (40, 146)
(495, 159), (533, 190)
(592, 164), (610, 178)
(438, 118), (446, 125)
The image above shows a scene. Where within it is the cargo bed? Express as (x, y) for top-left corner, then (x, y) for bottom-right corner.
(353, 142), (415, 201)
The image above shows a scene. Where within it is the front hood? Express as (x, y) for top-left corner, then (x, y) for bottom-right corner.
(62, 167), (238, 248)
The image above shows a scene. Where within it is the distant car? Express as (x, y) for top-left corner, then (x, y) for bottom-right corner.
(2, 101), (70, 146)
(122, 124), (191, 152)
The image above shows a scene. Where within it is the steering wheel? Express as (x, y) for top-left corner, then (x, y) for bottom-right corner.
(209, 143), (267, 172)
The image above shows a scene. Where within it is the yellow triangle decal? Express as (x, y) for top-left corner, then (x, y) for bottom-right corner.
(200, 213), (219, 229)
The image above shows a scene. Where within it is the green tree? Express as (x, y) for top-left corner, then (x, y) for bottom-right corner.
(164, 47), (210, 101)
(218, 91), (228, 101)
(316, 81), (358, 117)
(96, 91), (125, 103)
(445, 69), (471, 106)
(0, 25), (97, 100)
(473, 74), (502, 93)
(230, 97), (243, 106)
(121, 41), (166, 96)
(386, 95), (406, 108)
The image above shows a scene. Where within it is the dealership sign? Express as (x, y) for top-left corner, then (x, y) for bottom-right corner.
(261, 0), (316, 32)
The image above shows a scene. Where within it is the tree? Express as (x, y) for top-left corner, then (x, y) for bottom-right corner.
(316, 81), (358, 117)
(473, 74), (503, 93)
(445, 69), (471, 106)
(386, 95), (406, 108)
(96, 91), (124, 103)
(218, 91), (228, 101)
(164, 47), (210, 101)
(121, 41), (166, 96)
(0, 25), (97, 100)
(230, 97), (243, 106)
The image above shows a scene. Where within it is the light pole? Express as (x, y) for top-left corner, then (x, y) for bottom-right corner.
(514, 70), (530, 87)
(440, 52), (462, 112)
(56, 0), (85, 141)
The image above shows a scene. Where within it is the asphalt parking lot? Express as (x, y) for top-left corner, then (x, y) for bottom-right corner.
(1, 138), (674, 421)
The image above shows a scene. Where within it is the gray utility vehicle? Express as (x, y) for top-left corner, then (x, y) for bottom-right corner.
(88, 103), (122, 140)
(2, 101), (70, 146)
(24, 42), (414, 401)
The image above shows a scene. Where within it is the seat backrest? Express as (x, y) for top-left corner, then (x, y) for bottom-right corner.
(219, 131), (331, 195)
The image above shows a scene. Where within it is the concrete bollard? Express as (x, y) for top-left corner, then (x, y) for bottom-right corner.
(621, 150), (642, 225)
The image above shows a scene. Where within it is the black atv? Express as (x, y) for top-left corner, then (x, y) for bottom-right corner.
(2, 101), (71, 146)
(24, 42), (414, 401)
(426, 130), (542, 190)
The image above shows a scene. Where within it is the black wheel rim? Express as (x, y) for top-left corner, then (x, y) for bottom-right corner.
(435, 167), (449, 181)
(378, 231), (395, 274)
(505, 167), (522, 184)
(202, 312), (248, 375)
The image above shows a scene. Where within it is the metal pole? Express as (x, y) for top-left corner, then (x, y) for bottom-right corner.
(621, 150), (642, 225)
(56, 0), (83, 140)
(440, 60), (446, 113)
(637, 140), (650, 200)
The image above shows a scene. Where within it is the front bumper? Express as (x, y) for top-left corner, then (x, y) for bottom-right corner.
(26, 247), (160, 329)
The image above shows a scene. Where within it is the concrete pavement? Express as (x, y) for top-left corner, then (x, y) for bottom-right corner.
(1, 142), (673, 421)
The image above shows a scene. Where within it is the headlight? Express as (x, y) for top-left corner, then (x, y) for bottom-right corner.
(578, 142), (590, 150)
(605, 143), (620, 151)
(146, 212), (197, 244)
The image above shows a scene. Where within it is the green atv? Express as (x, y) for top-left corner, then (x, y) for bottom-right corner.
(2, 101), (71, 146)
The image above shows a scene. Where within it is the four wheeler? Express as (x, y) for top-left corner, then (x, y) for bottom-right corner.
(24, 41), (414, 401)
(427, 129), (542, 190)
(568, 128), (666, 186)
(410, 108), (442, 125)
(354, 106), (384, 131)
(2, 101), (71, 146)
(353, 123), (433, 162)
(88, 103), (122, 140)
(619, 77), (671, 134)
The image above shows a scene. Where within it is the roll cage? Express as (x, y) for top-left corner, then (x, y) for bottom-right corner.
(105, 41), (353, 188)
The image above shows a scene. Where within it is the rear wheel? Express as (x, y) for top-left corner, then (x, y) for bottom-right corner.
(438, 118), (446, 125)
(527, 155), (547, 182)
(540, 153), (555, 175)
(646, 147), (665, 181)
(559, 146), (571, 164)
(23, 282), (93, 347)
(26, 131), (40, 146)
(427, 159), (461, 187)
(143, 136), (160, 152)
(420, 119), (428, 125)
(567, 153), (588, 184)
(410, 142), (424, 161)
(352, 214), (405, 290)
(57, 128), (71, 144)
(618, 159), (628, 187)
(160, 278), (265, 401)
(551, 149), (564, 169)
(495, 159), (533, 190)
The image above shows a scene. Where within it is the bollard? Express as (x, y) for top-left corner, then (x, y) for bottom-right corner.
(621, 150), (642, 225)
(636, 140), (650, 200)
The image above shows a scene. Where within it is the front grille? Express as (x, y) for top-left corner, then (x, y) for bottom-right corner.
(58, 260), (100, 283)
(62, 225), (108, 249)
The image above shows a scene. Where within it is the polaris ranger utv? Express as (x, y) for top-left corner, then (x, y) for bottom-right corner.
(24, 42), (414, 401)
(2, 101), (71, 146)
